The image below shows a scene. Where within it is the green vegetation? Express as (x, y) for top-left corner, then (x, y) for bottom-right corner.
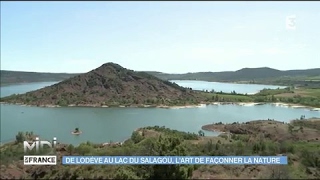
(253, 76), (320, 88)
(292, 119), (320, 131)
(0, 63), (204, 107)
(198, 86), (320, 107)
(1, 119), (319, 179)
(2, 86), (320, 108)
(255, 87), (293, 96)
(1, 131), (52, 165)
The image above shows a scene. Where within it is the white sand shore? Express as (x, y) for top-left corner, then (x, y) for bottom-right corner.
(290, 105), (307, 108)
(166, 104), (207, 109)
(208, 102), (319, 111)
(271, 103), (320, 111)
(238, 102), (263, 106)
(1, 101), (319, 112)
(272, 103), (290, 107)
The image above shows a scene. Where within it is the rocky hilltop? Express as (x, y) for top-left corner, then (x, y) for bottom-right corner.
(0, 63), (203, 106)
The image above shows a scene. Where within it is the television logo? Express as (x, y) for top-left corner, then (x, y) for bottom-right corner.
(286, 15), (296, 30)
(23, 137), (57, 153)
(23, 137), (57, 165)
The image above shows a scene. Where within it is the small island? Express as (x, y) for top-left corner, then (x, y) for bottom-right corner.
(71, 128), (82, 135)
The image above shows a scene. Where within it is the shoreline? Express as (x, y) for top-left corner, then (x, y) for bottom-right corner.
(0, 102), (206, 109)
(2, 118), (319, 147)
(1, 101), (319, 111)
(1, 128), (145, 147)
(201, 118), (320, 134)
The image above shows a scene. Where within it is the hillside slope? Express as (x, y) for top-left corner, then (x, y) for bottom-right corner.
(0, 63), (202, 106)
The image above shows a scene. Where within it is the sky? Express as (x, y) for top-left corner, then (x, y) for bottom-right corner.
(1, 2), (320, 73)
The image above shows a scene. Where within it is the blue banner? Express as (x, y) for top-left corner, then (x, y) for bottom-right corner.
(62, 156), (287, 165)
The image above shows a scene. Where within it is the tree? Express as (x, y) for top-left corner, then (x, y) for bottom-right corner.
(288, 125), (294, 134)
(77, 143), (93, 155)
(15, 132), (26, 143)
(131, 131), (144, 144)
(215, 143), (220, 150)
(115, 167), (140, 179)
(267, 165), (291, 179)
(198, 130), (205, 137)
(67, 144), (75, 155)
(145, 136), (193, 179)
(235, 141), (244, 155)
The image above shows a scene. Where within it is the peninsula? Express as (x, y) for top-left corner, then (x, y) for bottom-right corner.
(0, 63), (204, 107)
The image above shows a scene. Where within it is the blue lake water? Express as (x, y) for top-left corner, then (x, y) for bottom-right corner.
(0, 82), (59, 98)
(0, 81), (318, 146)
(171, 80), (286, 94)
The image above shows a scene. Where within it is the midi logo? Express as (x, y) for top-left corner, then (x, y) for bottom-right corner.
(23, 137), (57, 153)
(23, 137), (57, 165)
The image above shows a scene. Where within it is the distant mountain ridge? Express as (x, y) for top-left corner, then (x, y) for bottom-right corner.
(144, 67), (320, 82)
(0, 70), (79, 86)
(1, 67), (319, 85)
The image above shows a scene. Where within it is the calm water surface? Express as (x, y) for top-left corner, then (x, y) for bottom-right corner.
(0, 81), (318, 145)
(1, 82), (59, 98)
(171, 80), (287, 94)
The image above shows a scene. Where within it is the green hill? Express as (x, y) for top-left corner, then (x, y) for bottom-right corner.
(0, 63), (203, 106)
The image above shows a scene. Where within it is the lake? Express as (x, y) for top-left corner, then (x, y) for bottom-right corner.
(0, 80), (285, 98)
(0, 82), (59, 98)
(171, 80), (287, 94)
(0, 81), (318, 146)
